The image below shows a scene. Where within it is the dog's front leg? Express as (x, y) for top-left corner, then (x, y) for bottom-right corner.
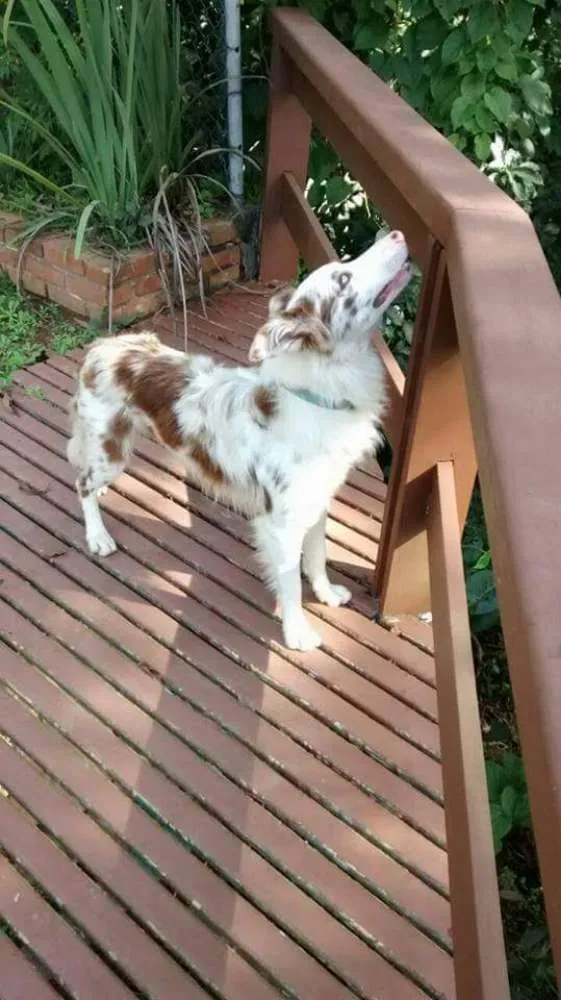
(253, 515), (322, 651)
(303, 511), (352, 608)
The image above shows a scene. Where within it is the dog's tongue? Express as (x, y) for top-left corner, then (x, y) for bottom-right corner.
(373, 266), (408, 308)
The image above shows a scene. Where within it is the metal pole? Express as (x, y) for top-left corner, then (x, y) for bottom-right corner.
(224, 0), (243, 201)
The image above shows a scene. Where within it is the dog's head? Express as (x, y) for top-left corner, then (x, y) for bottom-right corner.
(249, 230), (411, 363)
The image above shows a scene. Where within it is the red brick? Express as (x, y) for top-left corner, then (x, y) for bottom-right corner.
(64, 271), (108, 306)
(23, 255), (64, 286)
(82, 251), (113, 286)
(203, 217), (237, 247)
(202, 243), (240, 275)
(24, 237), (45, 259)
(3, 265), (18, 285)
(115, 249), (156, 281)
(0, 245), (20, 268)
(111, 278), (137, 308)
(21, 273), (47, 298)
(43, 236), (86, 275)
(46, 283), (89, 317)
(135, 271), (162, 296)
(112, 290), (164, 322)
(83, 300), (107, 322)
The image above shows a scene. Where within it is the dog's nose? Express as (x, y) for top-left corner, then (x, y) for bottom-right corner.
(390, 230), (405, 242)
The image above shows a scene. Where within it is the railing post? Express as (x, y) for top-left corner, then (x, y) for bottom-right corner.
(427, 461), (510, 999)
(259, 35), (312, 282)
(375, 241), (477, 615)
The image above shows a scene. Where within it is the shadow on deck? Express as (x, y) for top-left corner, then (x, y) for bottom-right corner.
(0, 286), (452, 1000)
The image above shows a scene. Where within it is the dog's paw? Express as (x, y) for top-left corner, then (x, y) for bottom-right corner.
(87, 528), (117, 557)
(312, 581), (352, 608)
(283, 616), (322, 651)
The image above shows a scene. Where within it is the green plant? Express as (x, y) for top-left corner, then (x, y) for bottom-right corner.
(0, 270), (92, 387)
(0, 272), (44, 383)
(242, 0), (555, 232)
(486, 752), (532, 853)
(1, 0), (198, 251)
(462, 487), (501, 634)
(22, 383), (47, 399)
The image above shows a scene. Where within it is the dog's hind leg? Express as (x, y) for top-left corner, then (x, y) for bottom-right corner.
(303, 510), (352, 607)
(76, 461), (121, 557)
(253, 514), (322, 651)
(70, 411), (132, 557)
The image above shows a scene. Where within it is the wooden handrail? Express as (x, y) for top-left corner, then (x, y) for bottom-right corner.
(260, 8), (561, 995)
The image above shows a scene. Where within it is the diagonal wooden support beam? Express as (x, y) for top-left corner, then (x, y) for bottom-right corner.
(375, 240), (477, 615)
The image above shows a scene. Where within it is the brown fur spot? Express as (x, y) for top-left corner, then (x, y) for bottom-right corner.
(301, 332), (322, 351)
(286, 296), (315, 319)
(264, 487), (273, 513)
(103, 411), (132, 463)
(115, 353), (188, 449)
(82, 364), (98, 389)
(268, 286), (294, 316)
(254, 386), (278, 421)
(186, 436), (225, 486)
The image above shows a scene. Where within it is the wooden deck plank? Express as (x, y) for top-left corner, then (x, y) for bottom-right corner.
(0, 482), (445, 851)
(0, 528), (449, 935)
(0, 549), (446, 883)
(0, 673), (437, 1000)
(0, 858), (136, 999)
(0, 408), (441, 768)
(0, 935), (61, 1000)
(0, 289), (455, 998)
(0, 491), (442, 850)
(0, 795), (213, 999)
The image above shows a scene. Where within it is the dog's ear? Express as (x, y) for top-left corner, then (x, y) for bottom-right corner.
(267, 285), (295, 316)
(249, 295), (332, 363)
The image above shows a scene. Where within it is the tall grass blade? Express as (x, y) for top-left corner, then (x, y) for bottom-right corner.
(0, 153), (76, 200)
(74, 200), (100, 258)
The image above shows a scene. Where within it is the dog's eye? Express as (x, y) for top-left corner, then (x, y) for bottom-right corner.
(335, 271), (352, 292)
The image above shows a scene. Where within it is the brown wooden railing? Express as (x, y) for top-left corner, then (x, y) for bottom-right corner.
(259, 9), (561, 998)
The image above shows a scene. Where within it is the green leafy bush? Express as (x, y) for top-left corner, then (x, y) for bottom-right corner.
(242, 0), (560, 285)
(486, 752), (532, 854)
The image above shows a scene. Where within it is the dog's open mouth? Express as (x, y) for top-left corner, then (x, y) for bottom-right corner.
(373, 263), (410, 308)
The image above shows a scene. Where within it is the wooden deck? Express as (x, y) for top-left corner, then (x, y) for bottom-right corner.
(0, 287), (454, 1000)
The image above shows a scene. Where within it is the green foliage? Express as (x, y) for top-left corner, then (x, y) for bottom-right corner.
(242, 0), (556, 228)
(0, 274), (44, 381)
(462, 490), (501, 634)
(0, 0), (203, 250)
(486, 752), (532, 853)
(0, 270), (92, 387)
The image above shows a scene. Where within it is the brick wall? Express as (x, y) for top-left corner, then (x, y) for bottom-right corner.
(0, 214), (241, 323)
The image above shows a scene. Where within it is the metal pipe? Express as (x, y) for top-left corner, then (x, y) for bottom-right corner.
(224, 0), (243, 201)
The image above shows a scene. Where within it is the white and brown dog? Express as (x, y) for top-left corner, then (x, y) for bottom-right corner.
(68, 230), (411, 649)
